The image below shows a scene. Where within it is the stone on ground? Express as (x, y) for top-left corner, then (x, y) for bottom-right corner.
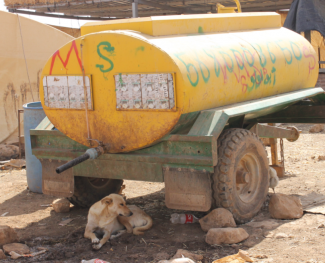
(275, 233), (288, 239)
(199, 208), (236, 232)
(206, 228), (249, 245)
(3, 243), (30, 255)
(269, 193), (303, 219)
(0, 225), (18, 246)
(52, 198), (71, 213)
(0, 145), (19, 161)
(0, 249), (6, 260)
(171, 249), (203, 261)
(309, 124), (324, 133)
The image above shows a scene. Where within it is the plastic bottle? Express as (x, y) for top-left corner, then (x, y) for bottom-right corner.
(170, 213), (199, 224)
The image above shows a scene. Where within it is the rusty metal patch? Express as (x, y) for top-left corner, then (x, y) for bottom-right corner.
(164, 166), (213, 212)
(43, 75), (93, 110)
(41, 159), (74, 197)
(114, 73), (175, 110)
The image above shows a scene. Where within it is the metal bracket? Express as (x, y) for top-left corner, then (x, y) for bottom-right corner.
(250, 124), (300, 141)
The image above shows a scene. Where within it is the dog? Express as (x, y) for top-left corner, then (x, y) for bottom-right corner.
(84, 194), (152, 250)
(269, 167), (279, 193)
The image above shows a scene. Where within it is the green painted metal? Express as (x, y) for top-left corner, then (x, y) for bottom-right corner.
(30, 87), (325, 182)
(74, 159), (164, 182)
(163, 164), (214, 173)
(187, 87), (324, 137)
(250, 124), (299, 140)
(31, 129), (213, 182)
(36, 117), (55, 130)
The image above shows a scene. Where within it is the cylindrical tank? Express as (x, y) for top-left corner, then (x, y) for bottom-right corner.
(39, 13), (318, 153)
(23, 102), (46, 193)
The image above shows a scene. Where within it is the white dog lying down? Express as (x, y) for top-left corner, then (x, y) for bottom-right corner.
(84, 194), (153, 250)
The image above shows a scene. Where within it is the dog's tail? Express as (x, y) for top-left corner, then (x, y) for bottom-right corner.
(133, 215), (153, 235)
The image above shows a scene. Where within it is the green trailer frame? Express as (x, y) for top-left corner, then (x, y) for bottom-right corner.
(31, 87), (325, 220)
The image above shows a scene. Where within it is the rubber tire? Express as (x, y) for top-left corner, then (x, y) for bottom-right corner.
(67, 177), (123, 208)
(213, 128), (269, 224)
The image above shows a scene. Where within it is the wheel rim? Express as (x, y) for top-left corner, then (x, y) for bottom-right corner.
(235, 153), (260, 203)
(87, 177), (110, 189)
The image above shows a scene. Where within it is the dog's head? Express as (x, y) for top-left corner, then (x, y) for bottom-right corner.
(101, 194), (133, 217)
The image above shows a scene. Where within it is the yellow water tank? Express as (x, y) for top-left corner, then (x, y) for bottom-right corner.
(40, 12), (318, 153)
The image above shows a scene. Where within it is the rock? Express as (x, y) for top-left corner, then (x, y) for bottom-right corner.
(155, 252), (170, 261)
(3, 243), (30, 255)
(0, 225), (18, 246)
(245, 219), (280, 229)
(52, 198), (70, 213)
(206, 228), (249, 245)
(0, 249), (6, 260)
(171, 249), (203, 261)
(309, 124), (324, 133)
(0, 145), (19, 161)
(199, 208), (236, 232)
(275, 233), (288, 239)
(318, 156), (325, 161)
(269, 194), (303, 219)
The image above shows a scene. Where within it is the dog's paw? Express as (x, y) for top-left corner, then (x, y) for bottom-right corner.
(110, 230), (126, 240)
(91, 237), (100, 244)
(92, 243), (102, 250)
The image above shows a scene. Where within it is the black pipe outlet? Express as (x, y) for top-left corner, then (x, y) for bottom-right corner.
(56, 153), (90, 174)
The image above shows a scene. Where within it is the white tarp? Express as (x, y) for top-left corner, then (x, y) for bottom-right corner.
(0, 11), (73, 143)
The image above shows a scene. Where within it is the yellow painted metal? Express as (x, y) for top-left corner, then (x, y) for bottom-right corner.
(40, 13), (319, 153)
(217, 4), (237, 13)
(81, 13), (280, 36)
(234, 0), (242, 13)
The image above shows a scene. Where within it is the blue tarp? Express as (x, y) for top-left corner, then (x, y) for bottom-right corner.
(284, 0), (325, 36)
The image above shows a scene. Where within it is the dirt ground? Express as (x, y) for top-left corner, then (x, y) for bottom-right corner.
(1, 124), (325, 263)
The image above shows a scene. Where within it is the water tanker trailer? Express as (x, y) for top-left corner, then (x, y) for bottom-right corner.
(31, 12), (324, 223)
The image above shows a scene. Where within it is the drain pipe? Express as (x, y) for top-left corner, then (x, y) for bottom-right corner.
(56, 146), (104, 174)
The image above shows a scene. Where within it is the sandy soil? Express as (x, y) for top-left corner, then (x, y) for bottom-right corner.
(1, 124), (325, 263)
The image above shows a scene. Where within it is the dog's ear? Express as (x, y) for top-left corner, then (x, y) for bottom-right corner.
(101, 197), (113, 205)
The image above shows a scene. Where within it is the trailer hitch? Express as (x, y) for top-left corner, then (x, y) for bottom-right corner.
(56, 146), (104, 174)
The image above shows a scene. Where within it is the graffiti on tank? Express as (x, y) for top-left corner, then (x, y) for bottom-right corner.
(96, 41), (115, 73)
(174, 39), (316, 92)
(49, 40), (82, 75)
(302, 45), (317, 74)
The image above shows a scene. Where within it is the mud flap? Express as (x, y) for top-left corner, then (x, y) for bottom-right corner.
(164, 166), (213, 212)
(41, 159), (74, 197)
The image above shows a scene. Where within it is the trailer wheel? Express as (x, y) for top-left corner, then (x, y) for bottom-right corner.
(67, 177), (123, 208)
(213, 128), (269, 224)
